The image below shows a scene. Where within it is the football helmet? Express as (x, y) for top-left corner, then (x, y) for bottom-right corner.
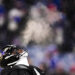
(0, 45), (28, 68)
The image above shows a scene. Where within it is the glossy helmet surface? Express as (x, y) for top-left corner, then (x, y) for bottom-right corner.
(0, 45), (27, 68)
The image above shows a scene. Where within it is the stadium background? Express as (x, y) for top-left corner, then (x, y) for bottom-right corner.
(0, 0), (75, 75)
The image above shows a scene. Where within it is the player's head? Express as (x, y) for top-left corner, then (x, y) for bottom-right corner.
(0, 45), (28, 68)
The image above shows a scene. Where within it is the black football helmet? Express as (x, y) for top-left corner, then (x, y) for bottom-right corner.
(0, 45), (28, 68)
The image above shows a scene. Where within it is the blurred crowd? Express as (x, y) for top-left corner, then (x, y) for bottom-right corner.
(0, 0), (75, 75)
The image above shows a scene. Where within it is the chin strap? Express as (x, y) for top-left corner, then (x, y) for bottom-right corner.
(7, 61), (18, 66)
